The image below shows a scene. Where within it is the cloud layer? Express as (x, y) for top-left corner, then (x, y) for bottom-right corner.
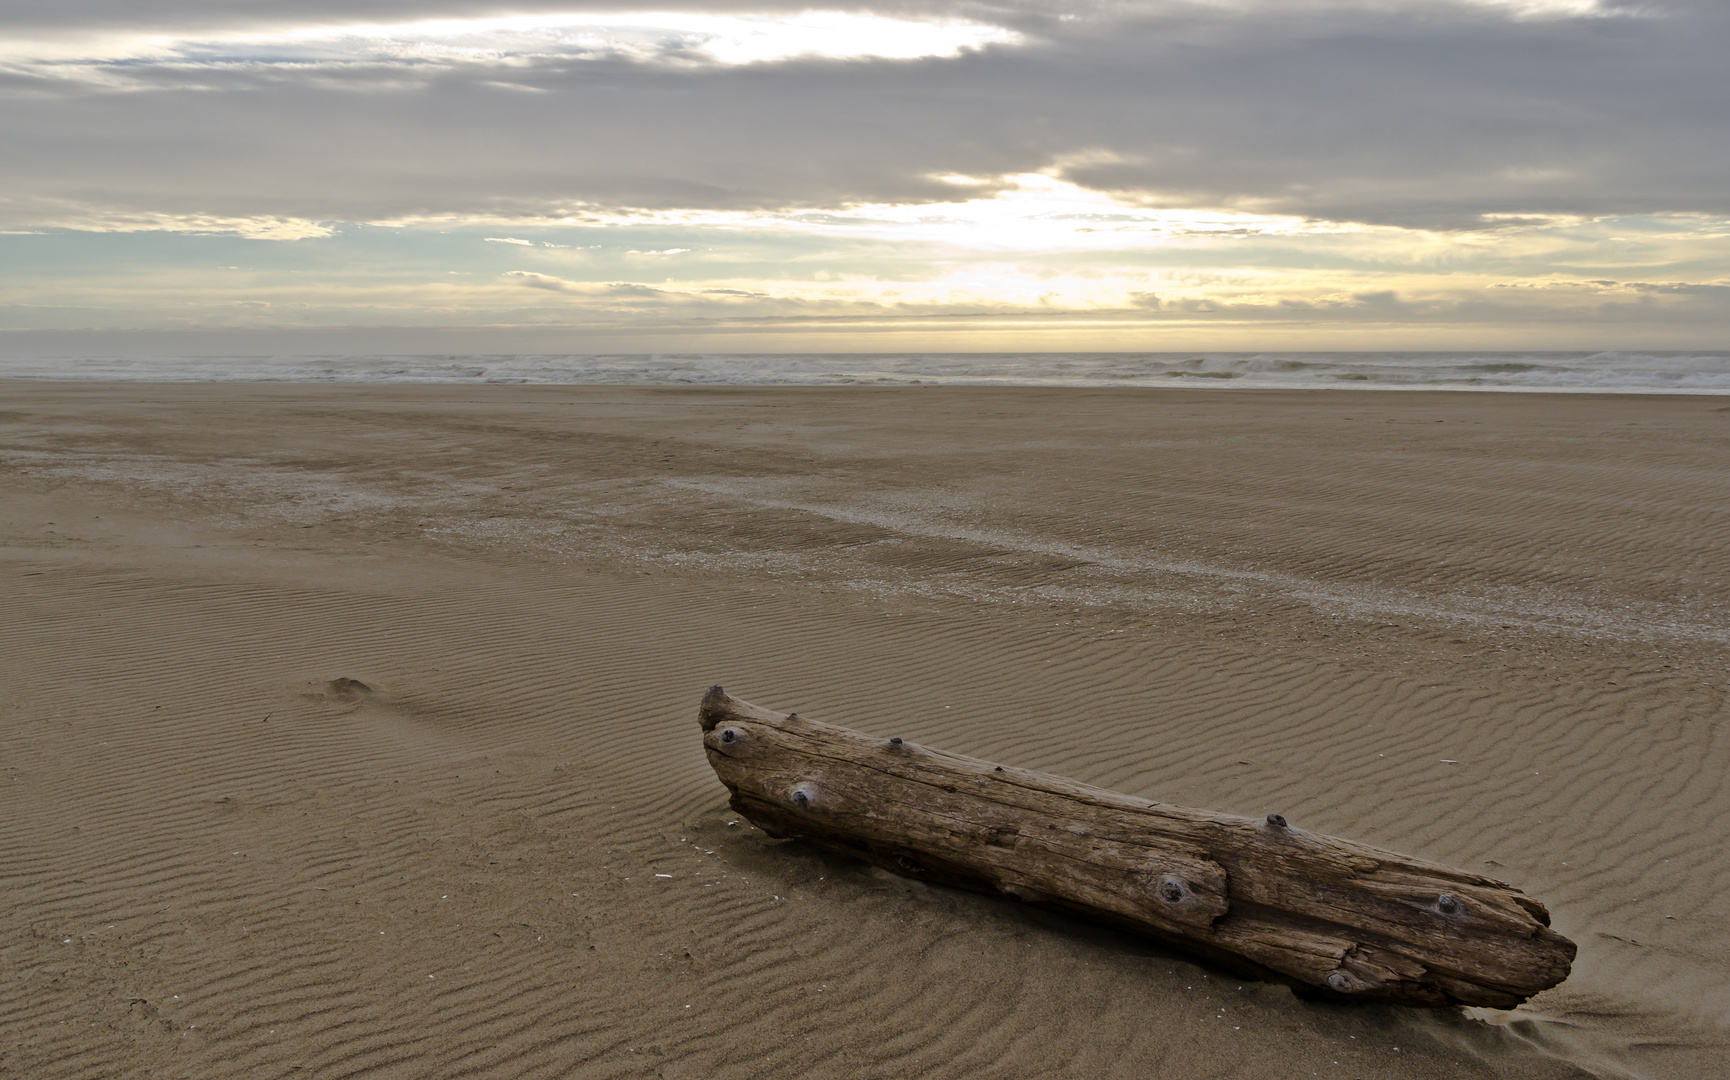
(3, 1), (1726, 228)
(3, 1), (1729, 350)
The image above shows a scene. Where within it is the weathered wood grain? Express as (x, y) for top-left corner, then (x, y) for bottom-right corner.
(698, 686), (1575, 1008)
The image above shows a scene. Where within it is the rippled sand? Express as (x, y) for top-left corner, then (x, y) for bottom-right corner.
(3, 382), (1726, 1079)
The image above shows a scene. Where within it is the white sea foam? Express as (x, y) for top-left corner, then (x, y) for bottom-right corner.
(3, 352), (1729, 393)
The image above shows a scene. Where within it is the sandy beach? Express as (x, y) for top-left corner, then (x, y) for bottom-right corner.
(3, 381), (1727, 1079)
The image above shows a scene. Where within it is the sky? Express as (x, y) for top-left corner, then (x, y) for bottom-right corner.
(3, 0), (1729, 354)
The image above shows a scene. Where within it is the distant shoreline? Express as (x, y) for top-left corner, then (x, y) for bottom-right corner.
(5, 349), (1730, 394)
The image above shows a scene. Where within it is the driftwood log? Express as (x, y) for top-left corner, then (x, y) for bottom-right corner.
(699, 687), (1574, 1009)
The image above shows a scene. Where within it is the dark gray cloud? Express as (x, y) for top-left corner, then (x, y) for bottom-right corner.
(2, 1), (1726, 230)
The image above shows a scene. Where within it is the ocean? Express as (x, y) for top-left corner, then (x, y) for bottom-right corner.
(3, 351), (1729, 393)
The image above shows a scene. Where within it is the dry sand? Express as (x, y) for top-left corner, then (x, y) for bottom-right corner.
(2, 382), (1727, 1079)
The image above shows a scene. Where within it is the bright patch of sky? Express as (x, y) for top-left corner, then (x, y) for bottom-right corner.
(362, 174), (1353, 252)
(757, 176), (1361, 249)
(1, 10), (1020, 78)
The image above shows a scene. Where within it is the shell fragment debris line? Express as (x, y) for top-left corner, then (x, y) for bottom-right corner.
(698, 686), (1575, 1008)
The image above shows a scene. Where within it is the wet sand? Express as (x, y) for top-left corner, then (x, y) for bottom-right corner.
(2, 382), (1727, 1079)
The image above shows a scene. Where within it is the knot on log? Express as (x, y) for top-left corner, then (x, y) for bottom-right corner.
(1136, 864), (1228, 929)
(1266, 813), (1288, 828)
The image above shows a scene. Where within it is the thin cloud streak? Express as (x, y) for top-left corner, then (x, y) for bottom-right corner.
(0, 10), (1019, 76)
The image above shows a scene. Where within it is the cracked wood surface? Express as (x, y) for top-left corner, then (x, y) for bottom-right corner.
(698, 686), (1575, 1008)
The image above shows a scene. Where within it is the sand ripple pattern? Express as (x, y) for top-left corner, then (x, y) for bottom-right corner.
(4, 383), (1728, 1079)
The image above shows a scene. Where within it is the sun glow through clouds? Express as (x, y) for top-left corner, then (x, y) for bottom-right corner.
(399, 174), (1355, 252)
(777, 173), (1357, 250)
(3, 0), (1725, 352)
